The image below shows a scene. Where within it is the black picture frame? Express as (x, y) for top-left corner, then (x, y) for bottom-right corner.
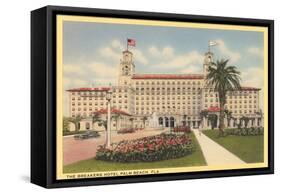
(31, 5), (274, 188)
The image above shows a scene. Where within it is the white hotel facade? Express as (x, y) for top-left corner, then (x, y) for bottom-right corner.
(67, 50), (263, 131)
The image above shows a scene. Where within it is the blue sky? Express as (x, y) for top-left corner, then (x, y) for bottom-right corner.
(62, 20), (265, 114)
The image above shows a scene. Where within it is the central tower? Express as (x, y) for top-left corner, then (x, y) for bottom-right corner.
(203, 51), (214, 77)
(118, 50), (135, 86)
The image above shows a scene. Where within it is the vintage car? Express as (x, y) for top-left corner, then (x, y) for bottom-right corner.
(74, 130), (100, 139)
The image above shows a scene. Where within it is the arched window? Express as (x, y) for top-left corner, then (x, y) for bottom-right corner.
(165, 117), (169, 127)
(158, 117), (163, 126)
(170, 117), (175, 128)
(86, 122), (90, 130)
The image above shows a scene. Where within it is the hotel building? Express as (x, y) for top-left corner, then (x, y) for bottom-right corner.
(66, 50), (263, 131)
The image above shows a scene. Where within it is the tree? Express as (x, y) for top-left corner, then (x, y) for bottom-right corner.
(69, 115), (83, 132)
(141, 116), (148, 128)
(208, 114), (218, 130)
(241, 116), (250, 129)
(224, 110), (232, 127)
(206, 59), (241, 134)
(199, 110), (208, 128)
(63, 117), (70, 132)
(92, 114), (101, 130)
(111, 113), (121, 131)
(129, 117), (134, 128)
(182, 114), (187, 126)
(98, 120), (107, 131)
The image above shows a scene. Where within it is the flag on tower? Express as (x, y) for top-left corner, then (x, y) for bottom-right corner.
(127, 38), (136, 47)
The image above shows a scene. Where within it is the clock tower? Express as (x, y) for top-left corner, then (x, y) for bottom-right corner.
(203, 51), (214, 77)
(118, 50), (135, 86)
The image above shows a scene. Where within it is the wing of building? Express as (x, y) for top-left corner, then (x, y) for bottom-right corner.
(66, 50), (263, 131)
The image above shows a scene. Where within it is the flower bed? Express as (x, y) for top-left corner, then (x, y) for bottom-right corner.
(172, 126), (191, 133)
(96, 133), (193, 162)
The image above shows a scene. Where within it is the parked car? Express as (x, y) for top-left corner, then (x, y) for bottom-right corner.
(74, 130), (100, 139)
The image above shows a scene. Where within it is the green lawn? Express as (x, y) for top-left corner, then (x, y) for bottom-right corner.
(203, 129), (264, 163)
(64, 132), (206, 173)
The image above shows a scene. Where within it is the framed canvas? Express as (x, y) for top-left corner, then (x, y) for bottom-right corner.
(31, 5), (274, 188)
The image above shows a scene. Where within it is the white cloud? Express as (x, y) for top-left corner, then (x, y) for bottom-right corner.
(111, 39), (125, 50)
(64, 64), (85, 75)
(134, 49), (148, 65)
(99, 47), (122, 61)
(148, 46), (174, 58)
(241, 66), (264, 89)
(63, 77), (89, 89)
(153, 50), (204, 71)
(72, 79), (89, 87)
(215, 39), (241, 63)
(99, 39), (148, 65)
(247, 47), (263, 57)
(180, 66), (201, 74)
(88, 62), (118, 79)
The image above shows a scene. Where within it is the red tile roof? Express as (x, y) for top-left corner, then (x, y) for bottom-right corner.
(94, 108), (131, 116)
(208, 106), (220, 112)
(132, 74), (204, 80)
(240, 87), (261, 91)
(66, 87), (110, 92)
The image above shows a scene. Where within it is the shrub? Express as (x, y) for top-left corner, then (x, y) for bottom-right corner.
(227, 127), (264, 136)
(172, 126), (191, 133)
(96, 133), (193, 162)
(117, 128), (145, 134)
(117, 128), (136, 134)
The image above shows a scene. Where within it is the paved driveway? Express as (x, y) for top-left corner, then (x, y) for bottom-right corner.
(63, 129), (166, 165)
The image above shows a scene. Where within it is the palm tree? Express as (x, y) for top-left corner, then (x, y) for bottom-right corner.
(206, 59), (241, 134)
